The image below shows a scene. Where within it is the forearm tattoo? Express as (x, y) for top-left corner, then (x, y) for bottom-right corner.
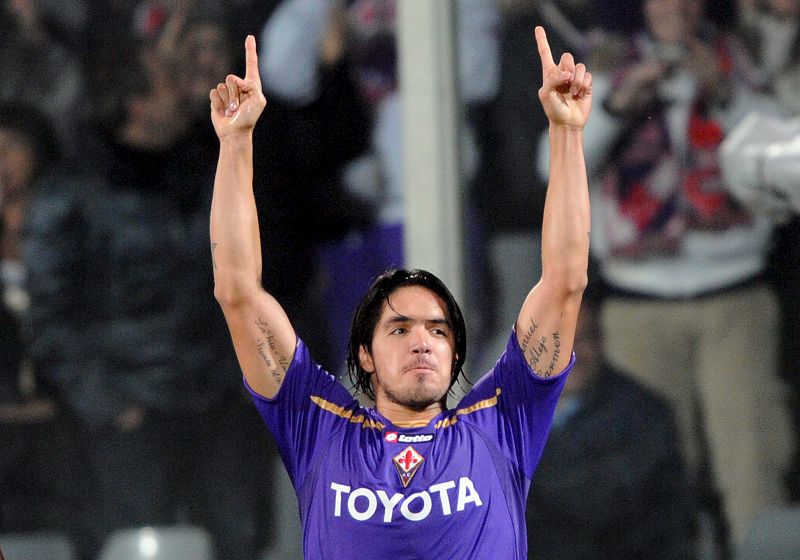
(545, 332), (561, 377)
(255, 317), (290, 386)
(519, 318), (562, 377)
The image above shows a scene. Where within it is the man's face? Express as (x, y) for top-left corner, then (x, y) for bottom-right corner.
(765, 0), (799, 19)
(360, 286), (456, 411)
(0, 128), (36, 197)
(645, 0), (691, 45)
(179, 23), (232, 109)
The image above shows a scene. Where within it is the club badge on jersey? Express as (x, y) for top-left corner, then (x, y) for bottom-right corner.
(393, 445), (424, 487)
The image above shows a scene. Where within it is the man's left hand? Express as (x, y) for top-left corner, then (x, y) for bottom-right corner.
(536, 26), (593, 129)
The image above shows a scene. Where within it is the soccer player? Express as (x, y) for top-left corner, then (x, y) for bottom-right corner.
(210, 26), (592, 558)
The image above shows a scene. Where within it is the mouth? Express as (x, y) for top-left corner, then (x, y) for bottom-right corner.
(404, 362), (437, 375)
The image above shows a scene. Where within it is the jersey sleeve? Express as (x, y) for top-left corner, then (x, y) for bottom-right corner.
(457, 330), (573, 478)
(245, 339), (359, 488)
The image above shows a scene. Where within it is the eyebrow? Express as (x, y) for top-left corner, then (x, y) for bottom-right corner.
(384, 314), (451, 328)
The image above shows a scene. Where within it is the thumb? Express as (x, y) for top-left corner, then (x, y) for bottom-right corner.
(540, 69), (573, 98)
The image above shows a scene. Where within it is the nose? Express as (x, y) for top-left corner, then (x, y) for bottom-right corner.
(410, 329), (431, 354)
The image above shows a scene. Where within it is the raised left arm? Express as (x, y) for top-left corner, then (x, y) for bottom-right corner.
(516, 27), (592, 377)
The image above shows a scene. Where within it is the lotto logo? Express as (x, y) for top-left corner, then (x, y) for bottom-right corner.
(384, 432), (434, 444)
(399, 434), (434, 443)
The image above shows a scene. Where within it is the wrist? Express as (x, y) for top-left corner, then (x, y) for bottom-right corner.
(548, 124), (585, 153)
(549, 122), (585, 135)
(218, 131), (253, 147)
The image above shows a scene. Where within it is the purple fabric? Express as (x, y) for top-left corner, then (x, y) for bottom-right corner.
(246, 332), (571, 558)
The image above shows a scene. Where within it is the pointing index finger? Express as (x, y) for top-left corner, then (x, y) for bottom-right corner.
(244, 35), (261, 88)
(535, 26), (556, 78)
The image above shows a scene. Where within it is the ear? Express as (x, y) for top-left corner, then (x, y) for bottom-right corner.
(358, 345), (375, 373)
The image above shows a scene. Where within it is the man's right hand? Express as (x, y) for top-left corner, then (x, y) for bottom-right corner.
(605, 58), (666, 115)
(210, 35), (267, 139)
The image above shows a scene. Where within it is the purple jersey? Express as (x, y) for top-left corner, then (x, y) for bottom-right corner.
(247, 332), (572, 559)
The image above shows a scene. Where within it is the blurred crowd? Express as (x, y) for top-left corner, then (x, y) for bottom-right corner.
(0, 0), (798, 559)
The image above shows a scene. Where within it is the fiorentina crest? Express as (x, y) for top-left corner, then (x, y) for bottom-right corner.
(393, 445), (424, 487)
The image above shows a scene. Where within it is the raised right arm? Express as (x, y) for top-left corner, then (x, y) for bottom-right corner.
(210, 35), (296, 398)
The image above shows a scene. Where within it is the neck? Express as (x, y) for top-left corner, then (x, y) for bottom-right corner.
(376, 399), (446, 428)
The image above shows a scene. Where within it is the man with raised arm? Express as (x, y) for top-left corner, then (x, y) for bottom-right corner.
(210, 27), (592, 558)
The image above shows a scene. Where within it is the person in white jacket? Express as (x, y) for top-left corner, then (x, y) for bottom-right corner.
(537, 0), (793, 550)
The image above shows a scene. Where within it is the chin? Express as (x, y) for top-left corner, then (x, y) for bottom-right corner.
(400, 385), (449, 411)
(376, 369), (450, 410)
(399, 396), (442, 412)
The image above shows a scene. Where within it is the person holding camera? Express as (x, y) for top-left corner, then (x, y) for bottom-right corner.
(537, 0), (793, 553)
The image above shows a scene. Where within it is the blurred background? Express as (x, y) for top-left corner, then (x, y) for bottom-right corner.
(0, 0), (798, 559)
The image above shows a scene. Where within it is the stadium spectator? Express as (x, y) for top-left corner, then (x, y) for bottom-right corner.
(0, 104), (93, 558)
(527, 292), (695, 560)
(23, 34), (271, 560)
(538, 0), (793, 549)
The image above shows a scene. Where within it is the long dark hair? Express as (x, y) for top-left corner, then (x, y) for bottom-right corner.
(346, 269), (467, 400)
